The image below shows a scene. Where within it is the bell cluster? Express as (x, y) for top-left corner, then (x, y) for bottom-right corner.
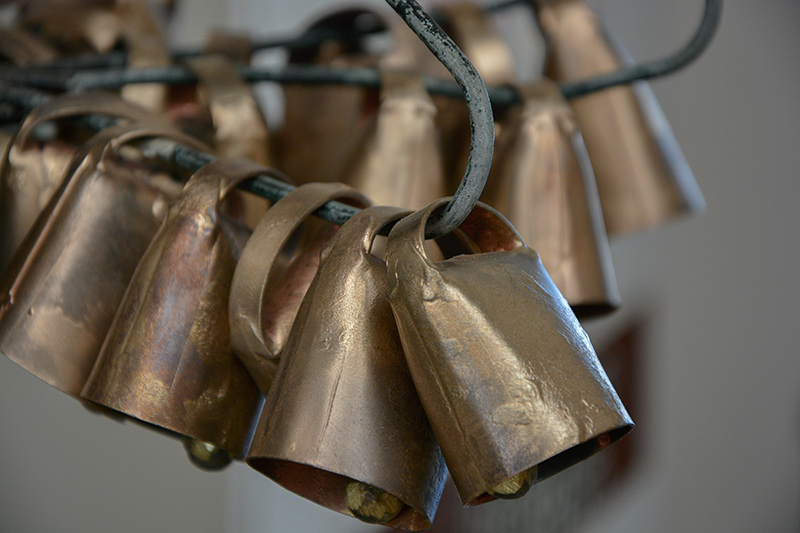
(0, 0), (711, 529)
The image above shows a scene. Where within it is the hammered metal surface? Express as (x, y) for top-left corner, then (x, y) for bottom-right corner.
(385, 198), (633, 506)
(247, 206), (447, 531)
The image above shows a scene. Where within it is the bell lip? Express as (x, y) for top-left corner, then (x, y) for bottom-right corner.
(247, 457), (435, 531)
(465, 422), (634, 507)
(571, 300), (621, 320)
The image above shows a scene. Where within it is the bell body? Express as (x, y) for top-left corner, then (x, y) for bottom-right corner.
(532, 0), (705, 234)
(0, 123), (200, 397)
(82, 158), (267, 458)
(385, 199), (633, 506)
(229, 182), (369, 392)
(484, 81), (619, 316)
(247, 206), (447, 531)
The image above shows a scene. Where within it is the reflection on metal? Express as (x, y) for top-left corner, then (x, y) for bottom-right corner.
(81, 158), (266, 460)
(385, 198), (633, 506)
(229, 182), (369, 392)
(532, 0), (705, 234)
(247, 206), (447, 531)
(0, 122), (202, 398)
(483, 80), (619, 317)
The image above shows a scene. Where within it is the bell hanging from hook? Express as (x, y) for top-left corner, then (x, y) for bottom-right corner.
(531, 0), (705, 235)
(483, 80), (619, 317)
(385, 198), (633, 506)
(246, 206), (447, 530)
(229, 182), (369, 392)
(0, 121), (202, 399)
(81, 158), (268, 464)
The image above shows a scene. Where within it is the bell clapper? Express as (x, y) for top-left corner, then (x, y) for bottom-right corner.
(183, 438), (233, 471)
(488, 466), (538, 500)
(345, 481), (404, 524)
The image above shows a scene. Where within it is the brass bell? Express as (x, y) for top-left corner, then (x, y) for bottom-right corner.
(229, 182), (369, 392)
(81, 158), (269, 461)
(0, 122), (205, 398)
(246, 206), (447, 530)
(0, 91), (167, 271)
(385, 198), (633, 506)
(483, 80), (620, 317)
(531, 0), (705, 234)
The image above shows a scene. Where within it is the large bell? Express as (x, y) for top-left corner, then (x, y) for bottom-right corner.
(246, 206), (448, 530)
(229, 182), (369, 392)
(531, 0), (705, 234)
(81, 158), (268, 460)
(0, 122), (204, 398)
(385, 198), (633, 506)
(483, 80), (619, 317)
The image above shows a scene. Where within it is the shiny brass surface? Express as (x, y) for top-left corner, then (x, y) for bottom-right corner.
(229, 182), (369, 392)
(0, 122), (205, 398)
(247, 206), (447, 531)
(343, 69), (445, 209)
(81, 158), (267, 459)
(385, 198), (633, 506)
(483, 80), (619, 317)
(0, 91), (166, 270)
(532, 0), (705, 235)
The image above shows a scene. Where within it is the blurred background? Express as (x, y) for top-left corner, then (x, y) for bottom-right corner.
(1, 0), (799, 531)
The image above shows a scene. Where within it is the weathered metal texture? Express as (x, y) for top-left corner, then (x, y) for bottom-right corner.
(275, 9), (379, 186)
(0, 122), (204, 398)
(342, 68), (446, 209)
(186, 54), (271, 228)
(385, 198), (633, 506)
(247, 206), (447, 531)
(532, 0), (705, 235)
(81, 158), (267, 459)
(229, 182), (369, 393)
(483, 80), (619, 317)
(0, 91), (164, 271)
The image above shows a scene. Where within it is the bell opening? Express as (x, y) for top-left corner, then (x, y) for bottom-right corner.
(536, 424), (634, 482)
(248, 458), (431, 530)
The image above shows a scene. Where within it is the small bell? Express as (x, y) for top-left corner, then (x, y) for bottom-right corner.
(385, 198), (633, 506)
(0, 122), (205, 398)
(483, 80), (619, 317)
(531, 0), (705, 234)
(246, 206), (447, 530)
(81, 158), (268, 461)
(229, 182), (369, 392)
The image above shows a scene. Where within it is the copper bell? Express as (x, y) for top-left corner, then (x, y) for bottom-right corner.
(0, 91), (166, 270)
(0, 122), (205, 398)
(82, 158), (268, 462)
(483, 80), (620, 317)
(229, 182), (369, 392)
(246, 206), (447, 530)
(531, 0), (705, 235)
(385, 198), (633, 506)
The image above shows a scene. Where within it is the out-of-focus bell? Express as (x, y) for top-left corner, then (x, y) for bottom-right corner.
(0, 26), (58, 65)
(82, 158), (268, 460)
(229, 182), (369, 392)
(0, 121), (203, 397)
(0, 91), (165, 270)
(483, 80), (619, 317)
(385, 198), (633, 506)
(531, 0), (705, 235)
(246, 206), (447, 530)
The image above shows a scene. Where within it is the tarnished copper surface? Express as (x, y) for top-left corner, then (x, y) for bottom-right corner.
(247, 206), (447, 531)
(435, 1), (516, 192)
(532, 0), (705, 235)
(229, 182), (369, 392)
(275, 9), (380, 185)
(117, 0), (171, 110)
(0, 91), (165, 270)
(0, 27), (58, 65)
(483, 80), (619, 317)
(0, 122), (205, 398)
(186, 54), (271, 228)
(81, 158), (267, 459)
(385, 198), (633, 506)
(342, 69), (445, 209)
